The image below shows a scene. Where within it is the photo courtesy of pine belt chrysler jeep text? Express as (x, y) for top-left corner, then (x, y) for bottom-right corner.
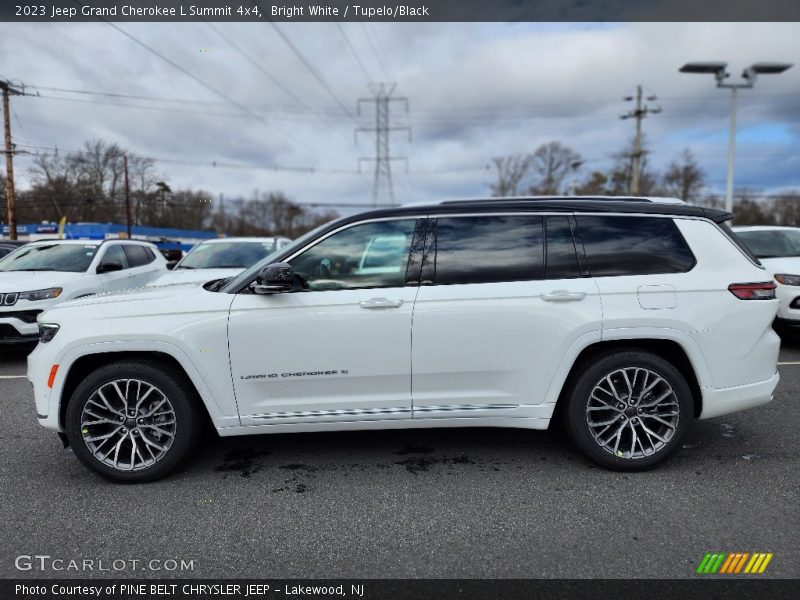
(27, 197), (781, 482)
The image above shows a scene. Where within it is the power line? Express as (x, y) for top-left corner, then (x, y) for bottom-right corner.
(205, 22), (308, 108)
(335, 23), (373, 82)
(73, 6), (342, 164)
(267, 21), (358, 123)
(359, 23), (392, 80)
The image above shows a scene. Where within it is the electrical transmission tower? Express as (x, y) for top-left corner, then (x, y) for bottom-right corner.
(356, 83), (410, 206)
(620, 85), (661, 196)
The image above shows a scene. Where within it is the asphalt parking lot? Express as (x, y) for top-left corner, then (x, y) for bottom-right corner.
(1, 343), (798, 580)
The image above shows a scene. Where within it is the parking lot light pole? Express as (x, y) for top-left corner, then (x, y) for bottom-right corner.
(679, 61), (793, 214)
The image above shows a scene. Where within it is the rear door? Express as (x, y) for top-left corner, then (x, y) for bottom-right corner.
(123, 244), (164, 287)
(411, 214), (603, 420)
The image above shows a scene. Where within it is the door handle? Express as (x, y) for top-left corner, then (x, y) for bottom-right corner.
(541, 291), (586, 302)
(359, 298), (404, 309)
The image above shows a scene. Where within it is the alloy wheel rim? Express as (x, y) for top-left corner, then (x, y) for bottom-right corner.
(585, 367), (679, 460)
(80, 379), (177, 471)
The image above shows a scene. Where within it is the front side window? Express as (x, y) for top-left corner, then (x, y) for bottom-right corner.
(0, 243), (98, 273)
(101, 245), (130, 270)
(290, 219), (417, 291)
(576, 215), (696, 276)
(429, 215), (544, 285)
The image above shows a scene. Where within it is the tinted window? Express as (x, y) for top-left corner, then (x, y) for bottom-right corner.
(577, 216), (695, 276)
(124, 244), (153, 267)
(0, 248), (11, 258)
(431, 216), (544, 285)
(101, 245), (129, 270)
(290, 219), (417, 291)
(546, 217), (581, 279)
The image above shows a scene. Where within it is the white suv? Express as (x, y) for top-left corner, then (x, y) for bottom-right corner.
(1, 239), (166, 344)
(733, 226), (800, 335)
(28, 198), (780, 481)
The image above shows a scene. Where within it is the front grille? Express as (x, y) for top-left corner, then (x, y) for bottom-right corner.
(0, 310), (42, 323)
(0, 324), (23, 338)
(0, 293), (19, 307)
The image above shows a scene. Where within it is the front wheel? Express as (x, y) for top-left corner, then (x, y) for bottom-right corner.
(65, 360), (202, 483)
(564, 351), (693, 471)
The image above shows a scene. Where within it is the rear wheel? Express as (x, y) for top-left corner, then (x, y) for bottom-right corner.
(564, 350), (693, 471)
(65, 360), (202, 483)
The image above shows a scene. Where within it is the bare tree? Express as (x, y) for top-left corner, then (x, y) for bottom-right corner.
(662, 149), (706, 203)
(528, 141), (582, 195)
(488, 154), (533, 197)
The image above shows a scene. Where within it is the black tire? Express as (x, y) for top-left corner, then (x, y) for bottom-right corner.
(564, 350), (693, 471)
(65, 360), (202, 483)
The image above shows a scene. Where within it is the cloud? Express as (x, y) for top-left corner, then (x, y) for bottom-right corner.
(1, 21), (798, 216)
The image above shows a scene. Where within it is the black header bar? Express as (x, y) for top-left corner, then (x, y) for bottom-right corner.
(4, 0), (800, 22)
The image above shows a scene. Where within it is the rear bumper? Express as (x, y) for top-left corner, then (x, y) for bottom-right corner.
(699, 371), (779, 420)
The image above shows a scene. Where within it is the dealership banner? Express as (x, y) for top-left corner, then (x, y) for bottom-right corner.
(2, 0), (799, 22)
(5, 579), (800, 600)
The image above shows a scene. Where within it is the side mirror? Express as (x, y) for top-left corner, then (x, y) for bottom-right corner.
(166, 261), (178, 270)
(252, 262), (294, 295)
(97, 262), (124, 274)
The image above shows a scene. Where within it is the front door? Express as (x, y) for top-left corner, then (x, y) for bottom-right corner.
(228, 218), (422, 425)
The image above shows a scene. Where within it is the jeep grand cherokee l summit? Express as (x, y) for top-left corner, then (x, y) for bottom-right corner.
(28, 197), (780, 482)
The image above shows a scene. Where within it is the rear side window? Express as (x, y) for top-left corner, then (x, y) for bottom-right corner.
(430, 215), (544, 285)
(124, 244), (154, 267)
(545, 217), (581, 279)
(576, 216), (696, 276)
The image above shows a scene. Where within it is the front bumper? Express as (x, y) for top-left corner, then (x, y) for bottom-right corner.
(699, 371), (780, 420)
(0, 315), (39, 344)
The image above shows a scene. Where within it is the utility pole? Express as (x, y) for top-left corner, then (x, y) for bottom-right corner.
(123, 154), (132, 239)
(620, 85), (661, 196)
(356, 83), (410, 206)
(1, 81), (23, 240)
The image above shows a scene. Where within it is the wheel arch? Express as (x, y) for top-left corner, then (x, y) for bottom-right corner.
(551, 337), (705, 420)
(56, 344), (233, 431)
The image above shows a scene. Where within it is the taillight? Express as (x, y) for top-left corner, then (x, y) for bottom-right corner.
(728, 282), (777, 300)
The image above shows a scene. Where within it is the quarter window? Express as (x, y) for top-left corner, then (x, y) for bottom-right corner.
(124, 244), (154, 267)
(289, 219), (417, 291)
(429, 215), (544, 285)
(576, 216), (696, 276)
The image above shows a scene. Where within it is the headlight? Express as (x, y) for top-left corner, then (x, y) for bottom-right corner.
(19, 288), (62, 301)
(774, 274), (800, 286)
(38, 323), (60, 343)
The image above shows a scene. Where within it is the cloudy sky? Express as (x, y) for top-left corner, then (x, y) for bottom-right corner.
(1, 21), (799, 216)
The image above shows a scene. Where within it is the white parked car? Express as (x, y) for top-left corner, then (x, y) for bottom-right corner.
(149, 237), (292, 286)
(733, 226), (800, 335)
(0, 239), (166, 344)
(28, 198), (780, 481)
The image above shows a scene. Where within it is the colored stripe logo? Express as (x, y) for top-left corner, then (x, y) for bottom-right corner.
(696, 552), (773, 574)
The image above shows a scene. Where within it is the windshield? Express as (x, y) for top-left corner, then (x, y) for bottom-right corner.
(221, 222), (336, 293)
(736, 229), (800, 259)
(0, 243), (97, 272)
(176, 240), (279, 270)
